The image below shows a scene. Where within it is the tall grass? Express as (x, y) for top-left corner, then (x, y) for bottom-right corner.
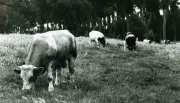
(0, 34), (179, 103)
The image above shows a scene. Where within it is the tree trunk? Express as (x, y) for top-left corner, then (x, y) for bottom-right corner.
(163, 9), (167, 41)
(126, 16), (130, 32)
(173, 23), (176, 42)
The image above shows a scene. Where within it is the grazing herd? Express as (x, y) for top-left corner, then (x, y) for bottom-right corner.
(13, 29), (169, 92)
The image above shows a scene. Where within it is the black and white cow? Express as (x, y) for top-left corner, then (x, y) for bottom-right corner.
(124, 32), (136, 51)
(14, 30), (77, 92)
(89, 30), (106, 47)
(161, 40), (171, 44)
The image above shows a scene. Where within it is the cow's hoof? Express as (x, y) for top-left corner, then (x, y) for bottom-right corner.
(54, 80), (59, 86)
(48, 84), (54, 92)
(67, 76), (75, 83)
(48, 87), (54, 92)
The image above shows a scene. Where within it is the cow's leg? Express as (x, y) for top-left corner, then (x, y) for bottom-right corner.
(67, 57), (75, 81)
(95, 39), (99, 47)
(124, 41), (126, 51)
(68, 57), (75, 74)
(54, 69), (61, 86)
(90, 39), (96, 47)
(90, 39), (93, 47)
(48, 61), (54, 92)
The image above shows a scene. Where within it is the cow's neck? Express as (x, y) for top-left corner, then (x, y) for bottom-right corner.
(25, 45), (41, 67)
(26, 56), (41, 67)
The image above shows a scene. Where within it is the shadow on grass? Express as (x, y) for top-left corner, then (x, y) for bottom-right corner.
(0, 72), (22, 89)
(1, 72), (48, 92)
(1, 71), (101, 93)
(55, 74), (102, 92)
(74, 76), (101, 91)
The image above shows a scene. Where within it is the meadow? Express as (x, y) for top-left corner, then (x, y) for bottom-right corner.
(0, 34), (180, 103)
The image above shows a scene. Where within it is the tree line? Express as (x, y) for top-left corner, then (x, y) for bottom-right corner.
(1, 0), (180, 42)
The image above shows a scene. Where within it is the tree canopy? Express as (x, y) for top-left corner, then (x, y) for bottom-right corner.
(1, 0), (180, 41)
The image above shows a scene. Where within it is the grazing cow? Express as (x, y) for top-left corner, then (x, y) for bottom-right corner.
(14, 30), (77, 92)
(161, 40), (171, 44)
(89, 30), (106, 47)
(124, 32), (136, 51)
(164, 40), (171, 44)
(143, 39), (151, 44)
(165, 40), (170, 44)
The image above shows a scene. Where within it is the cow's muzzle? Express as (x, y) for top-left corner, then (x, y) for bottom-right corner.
(22, 82), (33, 90)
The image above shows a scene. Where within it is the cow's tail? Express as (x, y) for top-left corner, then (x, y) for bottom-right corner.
(72, 37), (77, 58)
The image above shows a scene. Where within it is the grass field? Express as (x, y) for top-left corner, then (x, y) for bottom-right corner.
(0, 34), (180, 103)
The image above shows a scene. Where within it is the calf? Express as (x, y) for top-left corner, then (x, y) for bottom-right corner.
(14, 30), (77, 92)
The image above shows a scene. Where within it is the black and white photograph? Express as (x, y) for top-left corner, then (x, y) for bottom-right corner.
(0, 0), (180, 102)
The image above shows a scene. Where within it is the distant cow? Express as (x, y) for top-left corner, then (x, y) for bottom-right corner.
(161, 40), (170, 44)
(14, 30), (77, 92)
(143, 39), (151, 44)
(124, 32), (136, 51)
(89, 30), (106, 47)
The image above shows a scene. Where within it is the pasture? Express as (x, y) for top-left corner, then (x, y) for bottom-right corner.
(0, 34), (180, 103)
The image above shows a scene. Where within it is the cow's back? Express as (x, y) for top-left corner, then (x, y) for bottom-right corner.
(89, 31), (104, 39)
(26, 30), (77, 68)
(50, 30), (77, 59)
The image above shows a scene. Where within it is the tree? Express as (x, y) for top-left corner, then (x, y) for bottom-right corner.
(0, 0), (8, 33)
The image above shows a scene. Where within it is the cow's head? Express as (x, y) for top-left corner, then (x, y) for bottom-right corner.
(98, 37), (106, 47)
(14, 65), (45, 90)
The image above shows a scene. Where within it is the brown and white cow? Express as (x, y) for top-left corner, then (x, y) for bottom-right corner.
(14, 30), (77, 92)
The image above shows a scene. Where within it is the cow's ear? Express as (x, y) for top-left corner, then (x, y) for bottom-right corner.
(38, 67), (45, 69)
(33, 67), (45, 72)
(14, 69), (21, 74)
